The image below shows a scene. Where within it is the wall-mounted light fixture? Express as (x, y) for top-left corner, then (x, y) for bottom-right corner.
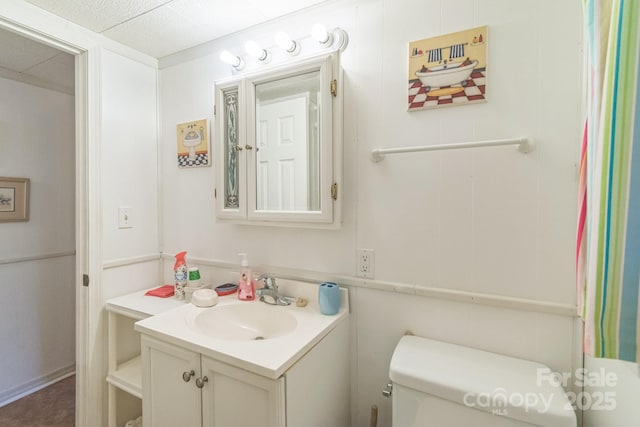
(219, 24), (348, 71)
(312, 23), (349, 52)
(219, 50), (244, 70)
(274, 31), (300, 56)
(244, 40), (271, 62)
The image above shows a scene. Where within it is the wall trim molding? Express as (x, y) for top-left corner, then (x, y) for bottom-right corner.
(0, 364), (75, 408)
(102, 253), (161, 270)
(160, 254), (578, 317)
(0, 250), (75, 266)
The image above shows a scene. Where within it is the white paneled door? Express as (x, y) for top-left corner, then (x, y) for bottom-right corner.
(256, 95), (308, 211)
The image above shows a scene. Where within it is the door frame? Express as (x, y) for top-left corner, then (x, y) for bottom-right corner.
(0, 16), (102, 427)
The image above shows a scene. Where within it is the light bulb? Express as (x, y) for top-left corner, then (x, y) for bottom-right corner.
(244, 40), (269, 61)
(275, 31), (295, 52)
(219, 50), (242, 68)
(312, 23), (332, 45)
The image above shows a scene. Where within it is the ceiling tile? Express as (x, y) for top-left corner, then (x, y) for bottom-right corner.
(0, 28), (62, 72)
(167, 0), (267, 40)
(102, 5), (213, 58)
(244, 0), (327, 20)
(26, 53), (75, 92)
(25, 0), (174, 32)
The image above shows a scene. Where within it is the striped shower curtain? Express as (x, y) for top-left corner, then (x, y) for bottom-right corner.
(578, 0), (640, 362)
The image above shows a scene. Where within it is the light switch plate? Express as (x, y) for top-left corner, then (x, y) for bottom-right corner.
(118, 207), (132, 229)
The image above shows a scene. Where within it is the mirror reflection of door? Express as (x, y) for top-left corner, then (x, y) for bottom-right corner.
(257, 95), (308, 211)
(255, 70), (321, 212)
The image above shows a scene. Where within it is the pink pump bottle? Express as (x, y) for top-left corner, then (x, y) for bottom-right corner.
(237, 253), (255, 301)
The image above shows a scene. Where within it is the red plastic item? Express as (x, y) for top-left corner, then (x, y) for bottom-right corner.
(145, 285), (175, 298)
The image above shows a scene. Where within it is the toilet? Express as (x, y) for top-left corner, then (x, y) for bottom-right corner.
(388, 335), (577, 427)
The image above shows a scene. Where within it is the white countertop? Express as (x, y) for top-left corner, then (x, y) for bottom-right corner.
(105, 288), (187, 320)
(134, 279), (349, 379)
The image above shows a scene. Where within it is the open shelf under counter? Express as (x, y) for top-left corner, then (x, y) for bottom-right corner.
(106, 287), (187, 427)
(106, 355), (142, 398)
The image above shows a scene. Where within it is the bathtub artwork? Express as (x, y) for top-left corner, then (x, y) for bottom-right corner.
(408, 26), (487, 111)
(176, 119), (210, 168)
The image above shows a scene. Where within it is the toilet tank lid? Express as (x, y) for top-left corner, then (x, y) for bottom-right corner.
(389, 336), (576, 427)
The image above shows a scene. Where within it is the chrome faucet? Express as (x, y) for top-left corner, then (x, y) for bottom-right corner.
(255, 275), (294, 306)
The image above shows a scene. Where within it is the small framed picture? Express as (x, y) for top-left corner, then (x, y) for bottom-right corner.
(177, 119), (211, 168)
(408, 26), (487, 111)
(0, 177), (30, 222)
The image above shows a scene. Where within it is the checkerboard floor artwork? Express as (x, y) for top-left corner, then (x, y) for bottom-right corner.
(178, 153), (209, 168)
(408, 69), (486, 111)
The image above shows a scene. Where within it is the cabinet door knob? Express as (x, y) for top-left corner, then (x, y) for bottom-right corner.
(182, 370), (196, 382)
(235, 145), (243, 151)
(245, 145), (253, 150)
(196, 376), (209, 388)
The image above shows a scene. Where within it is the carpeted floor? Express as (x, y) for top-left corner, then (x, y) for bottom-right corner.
(0, 375), (75, 427)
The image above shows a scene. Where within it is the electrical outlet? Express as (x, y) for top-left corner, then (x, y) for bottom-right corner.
(357, 249), (375, 279)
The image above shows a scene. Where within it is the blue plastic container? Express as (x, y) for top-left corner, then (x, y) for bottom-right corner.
(318, 282), (340, 315)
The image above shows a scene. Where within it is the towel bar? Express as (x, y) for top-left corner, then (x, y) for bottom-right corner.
(370, 137), (535, 162)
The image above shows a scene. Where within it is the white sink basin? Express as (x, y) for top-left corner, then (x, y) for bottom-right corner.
(191, 303), (297, 341)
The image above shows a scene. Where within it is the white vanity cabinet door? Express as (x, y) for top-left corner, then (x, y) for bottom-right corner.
(201, 356), (285, 427)
(142, 336), (202, 427)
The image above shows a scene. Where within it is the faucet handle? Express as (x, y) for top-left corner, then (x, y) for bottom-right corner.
(262, 276), (277, 290)
(254, 274), (276, 289)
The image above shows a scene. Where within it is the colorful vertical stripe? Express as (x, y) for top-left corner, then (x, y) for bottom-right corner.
(579, 0), (640, 362)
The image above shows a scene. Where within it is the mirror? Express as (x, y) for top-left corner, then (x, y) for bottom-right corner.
(215, 52), (341, 227)
(254, 70), (321, 211)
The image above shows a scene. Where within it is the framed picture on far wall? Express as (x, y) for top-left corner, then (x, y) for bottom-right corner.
(0, 177), (30, 222)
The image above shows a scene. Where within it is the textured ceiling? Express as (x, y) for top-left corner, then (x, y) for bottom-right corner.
(0, 27), (75, 94)
(24, 0), (329, 58)
(1, 0), (328, 93)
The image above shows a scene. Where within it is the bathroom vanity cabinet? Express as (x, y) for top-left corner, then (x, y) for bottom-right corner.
(141, 335), (285, 427)
(139, 313), (350, 427)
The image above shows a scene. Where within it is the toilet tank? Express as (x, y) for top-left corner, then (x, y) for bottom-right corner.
(389, 336), (576, 427)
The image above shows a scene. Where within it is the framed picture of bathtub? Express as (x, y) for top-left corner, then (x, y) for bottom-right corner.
(176, 119), (210, 168)
(0, 177), (30, 222)
(408, 26), (487, 111)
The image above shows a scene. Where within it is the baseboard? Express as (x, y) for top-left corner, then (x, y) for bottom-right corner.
(0, 364), (76, 408)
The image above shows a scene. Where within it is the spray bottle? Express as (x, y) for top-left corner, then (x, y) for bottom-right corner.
(237, 253), (255, 301)
(174, 251), (188, 300)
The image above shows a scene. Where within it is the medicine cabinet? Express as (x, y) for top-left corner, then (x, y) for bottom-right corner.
(214, 52), (342, 228)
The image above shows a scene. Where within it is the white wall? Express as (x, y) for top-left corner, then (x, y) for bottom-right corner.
(158, 0), (583, 426)
(0, 76), (75, 404)
(100, 47), (161, 301)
